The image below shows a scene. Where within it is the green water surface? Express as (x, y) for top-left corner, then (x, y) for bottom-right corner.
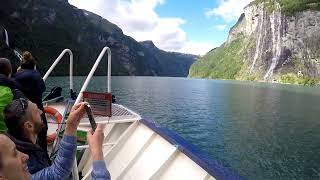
(46, 76), (320, 180)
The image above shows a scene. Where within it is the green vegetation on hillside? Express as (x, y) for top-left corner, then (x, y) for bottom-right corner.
(189, 36), (245, 79)
(277, 73), (319, 86)
(189, 0), (320, 85)
(249, 0), (320, 16)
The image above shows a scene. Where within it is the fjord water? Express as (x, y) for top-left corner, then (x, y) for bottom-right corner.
(46, 76), (320, 179)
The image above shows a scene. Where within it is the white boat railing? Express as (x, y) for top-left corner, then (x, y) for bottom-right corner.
(43, 49), (74, 98)
(74, 46), (112, 104)
(77, 143), (116, 150)
(72, 47), (111, 180)
(1, 27), (23, 61)
(13, 50), (23, 61)
(4, 28), (9, 47)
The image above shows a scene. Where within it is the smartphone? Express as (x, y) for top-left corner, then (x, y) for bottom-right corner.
(84, 103), (97, 132)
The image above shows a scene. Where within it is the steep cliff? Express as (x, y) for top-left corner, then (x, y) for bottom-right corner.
(190, 0), (320, 85)
(0, 0), (196, 76)
(140, 41), (197, 77)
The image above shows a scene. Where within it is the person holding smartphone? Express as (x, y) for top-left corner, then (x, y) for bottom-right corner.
(0, 102), (110, 180)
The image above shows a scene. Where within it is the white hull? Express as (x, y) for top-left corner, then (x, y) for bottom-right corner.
(80, 121), (213, 180)
(47, 102), (240, 180)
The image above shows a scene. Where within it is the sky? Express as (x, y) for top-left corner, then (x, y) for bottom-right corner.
(68, 0), (253, 55)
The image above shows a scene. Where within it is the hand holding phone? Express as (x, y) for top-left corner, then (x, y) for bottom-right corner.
(84, 103), (97, 133)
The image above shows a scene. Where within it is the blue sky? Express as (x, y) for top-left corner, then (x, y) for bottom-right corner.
(155, 0), (228, 46)
(69, 0), (253, 55)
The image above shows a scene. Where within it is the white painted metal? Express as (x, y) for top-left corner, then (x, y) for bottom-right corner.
(121, 135), (177, 180)
(78, 121), (215, 180)
(79, 104), (141, 126)
(80, 117), (139, 126)
(75, 47), (111, 104)
(149, 148), (179, 180)
(116, 133), (157, 179)
(13, 50), (23, 61)
(42, 49), (73, 91)
(81, 121), (139, 179)
(77, 143), (116, 150)
(46, 101), (215, 180)
(4, 29), (9, 47)
(156, 152), (210, 180)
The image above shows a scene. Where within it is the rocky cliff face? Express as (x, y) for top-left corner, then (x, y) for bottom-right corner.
(190, 0), (320, 85)
(0, 0), (196, 76)
(140, 41), (197, 77)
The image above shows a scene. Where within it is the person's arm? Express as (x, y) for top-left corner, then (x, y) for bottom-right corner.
(88, 124), (111, 180)
(31, 103), (86, 180)
(31, 135), (77, 180)
(91, 160), (110, 180)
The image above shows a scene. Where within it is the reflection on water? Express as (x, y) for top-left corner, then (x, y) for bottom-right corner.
(46, 76), (320, 180)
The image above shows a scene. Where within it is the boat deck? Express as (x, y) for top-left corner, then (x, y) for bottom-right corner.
(46, 102), (241, 180)
(46, 102), (141, 131)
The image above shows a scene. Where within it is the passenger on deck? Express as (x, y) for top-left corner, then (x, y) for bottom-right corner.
(14, 51), (48, 152)
(0, 58), (25, 132)
(4, 98), (51, 174)
(1, 102), (110, 179)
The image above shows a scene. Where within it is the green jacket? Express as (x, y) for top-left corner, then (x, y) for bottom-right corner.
(0, 85), (13, 132)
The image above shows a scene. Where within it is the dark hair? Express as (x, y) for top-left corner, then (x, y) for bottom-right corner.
(0, 58), (12, 77)
(4, 98), (29, 140)
(21, 51), (36, 70)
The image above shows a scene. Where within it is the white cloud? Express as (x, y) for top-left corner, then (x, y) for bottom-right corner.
(180, 41), (215, 56)
(206, 0), (253, 22)
(68, 0), (214, 55)
(215, 24), (227, 31)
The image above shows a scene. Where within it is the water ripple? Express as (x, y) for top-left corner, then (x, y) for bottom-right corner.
(46, 76), (320, 180)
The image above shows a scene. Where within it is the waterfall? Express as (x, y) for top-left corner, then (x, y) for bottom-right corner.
(4, 28), (9, 47)
(250, 6), (265, 73)
(264, 2), (282, 81)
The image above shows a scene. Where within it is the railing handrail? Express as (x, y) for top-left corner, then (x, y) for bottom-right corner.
(4, 28), (9, 47)
(72, 47), (111, 180)
(43, 49), (73, 92)
(75, 47), (111, 104)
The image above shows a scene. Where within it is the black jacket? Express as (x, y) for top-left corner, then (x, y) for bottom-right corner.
(6, 133), (51, 174)
(0, 74), (14, 89)
(14, 69), (46, 110)
(0, 74), (25, 99)
(13, 69), (48, 151)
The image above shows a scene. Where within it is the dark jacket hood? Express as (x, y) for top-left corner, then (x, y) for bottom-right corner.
(0, 74), (14, 89)
(5, 133), (42, 152)
(0, 74), (26, 99)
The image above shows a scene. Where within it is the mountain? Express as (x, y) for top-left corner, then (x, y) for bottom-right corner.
(189, 0), (320, 85)
(0, 0), (196, 76)
(140, 41), (197, 77)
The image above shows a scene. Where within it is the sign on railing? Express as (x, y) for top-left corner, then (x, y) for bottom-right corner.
(82, 92), (112, 117)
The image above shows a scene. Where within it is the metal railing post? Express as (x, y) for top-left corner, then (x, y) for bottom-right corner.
(43, 49), (73, 95)
(72, 47), (111, 180)
(75, 47), (111, 104)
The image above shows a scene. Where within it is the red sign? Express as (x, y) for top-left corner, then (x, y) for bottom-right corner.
(83, 92), (112, 117)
